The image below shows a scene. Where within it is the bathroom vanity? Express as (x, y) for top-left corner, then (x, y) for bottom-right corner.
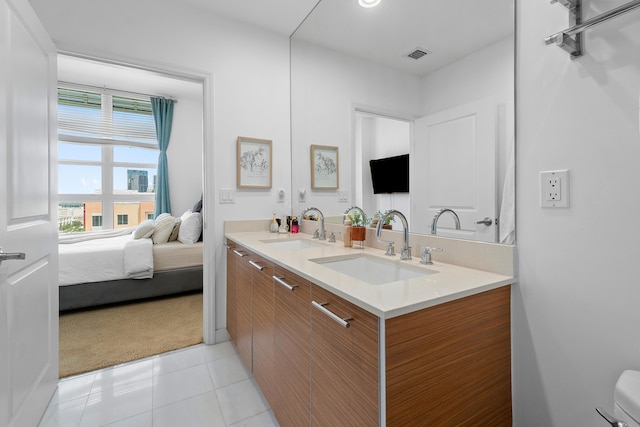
(225, 230), (514, 426)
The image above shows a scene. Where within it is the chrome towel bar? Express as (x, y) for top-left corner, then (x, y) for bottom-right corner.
(545, 0), (640, 59)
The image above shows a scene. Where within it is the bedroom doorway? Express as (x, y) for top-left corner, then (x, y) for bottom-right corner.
(57, 54), (208, 377)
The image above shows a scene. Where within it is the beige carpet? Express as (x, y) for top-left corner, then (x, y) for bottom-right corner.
(59, 292), (203, 378)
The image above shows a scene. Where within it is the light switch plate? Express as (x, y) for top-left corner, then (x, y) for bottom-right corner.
(540, 170), (569, 208)
(219, 188), (235, 204)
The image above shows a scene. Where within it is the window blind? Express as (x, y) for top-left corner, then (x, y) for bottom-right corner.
(58, 87), (158, 145)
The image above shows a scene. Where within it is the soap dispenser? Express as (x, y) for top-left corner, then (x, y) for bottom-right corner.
(344, 217), (352, 248)
(269, 212), (279, 233)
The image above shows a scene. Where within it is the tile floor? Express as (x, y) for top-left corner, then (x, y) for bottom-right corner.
(39, 342), (279, 426)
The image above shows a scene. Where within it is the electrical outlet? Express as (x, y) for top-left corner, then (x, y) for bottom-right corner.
(545, 177), (561, 201)
(540, 170), (569, 208)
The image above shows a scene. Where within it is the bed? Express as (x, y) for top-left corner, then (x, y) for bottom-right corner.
(58, 214), (204, 311)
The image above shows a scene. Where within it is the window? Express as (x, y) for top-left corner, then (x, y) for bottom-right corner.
(146, 212), (154, 220)
(117, 214), (129, 225)
(92, 215), (103, 227)
(57, 86), (158, 233)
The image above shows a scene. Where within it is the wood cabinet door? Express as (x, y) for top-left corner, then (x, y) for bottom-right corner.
(225, 241), (237, 342)
(385, 286), (511, 425)
(234, 245), (253, 371)
(250, 254), (276, 404)
(272, 266), (311, 427)
(311, 285), (379, 426)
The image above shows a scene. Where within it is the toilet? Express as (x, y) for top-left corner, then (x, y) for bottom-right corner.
(613, 370), (640, 427)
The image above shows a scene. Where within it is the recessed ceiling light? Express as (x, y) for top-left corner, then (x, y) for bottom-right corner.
(358, 0), (381, 8)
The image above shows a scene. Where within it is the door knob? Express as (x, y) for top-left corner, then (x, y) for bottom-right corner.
(0, 248), (26, 266)
(476, 217), (493, 226)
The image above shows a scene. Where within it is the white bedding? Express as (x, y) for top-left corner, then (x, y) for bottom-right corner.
(58, 233), (154, 286)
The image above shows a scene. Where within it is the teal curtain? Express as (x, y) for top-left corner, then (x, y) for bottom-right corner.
(151, 97), (175, 218)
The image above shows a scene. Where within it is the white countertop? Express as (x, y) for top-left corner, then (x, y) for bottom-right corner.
(225, 231), (514, 319)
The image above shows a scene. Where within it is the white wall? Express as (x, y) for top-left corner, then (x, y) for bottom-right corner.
(29, 0), (292, 341)
(167, 95), (203, 216)
(514, 1), (640, 425)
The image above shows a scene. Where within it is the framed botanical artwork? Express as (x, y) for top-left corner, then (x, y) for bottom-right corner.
(237, 136), (272, 189)
(310, 144), (339, 190)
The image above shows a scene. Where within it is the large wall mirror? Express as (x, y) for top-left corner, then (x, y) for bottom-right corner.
(290, 0), (515, 244)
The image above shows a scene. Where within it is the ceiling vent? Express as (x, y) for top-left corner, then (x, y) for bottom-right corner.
(405, 48), (431, 60)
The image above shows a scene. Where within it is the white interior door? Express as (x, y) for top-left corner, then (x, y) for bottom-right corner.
(412, 99), (497, 242)
(0, 0), (58, 426)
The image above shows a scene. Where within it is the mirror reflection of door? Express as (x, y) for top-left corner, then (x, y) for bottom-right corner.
(355, 111), (412, 231)
(413, 99), (497, 242)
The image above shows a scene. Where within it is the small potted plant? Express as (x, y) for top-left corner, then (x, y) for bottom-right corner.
(376, 210), (395, 230)
(346, 210), (370, 241)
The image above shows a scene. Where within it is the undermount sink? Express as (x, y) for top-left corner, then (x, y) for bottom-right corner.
(310, 254), (435, 285)
(261, 238), (327, 250)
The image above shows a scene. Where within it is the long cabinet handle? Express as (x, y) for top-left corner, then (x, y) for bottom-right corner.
(233, 249), (246, 257)
(249, 260), (265, 271)
(312, 301), (351, 329)
(273, 276), (297, 291)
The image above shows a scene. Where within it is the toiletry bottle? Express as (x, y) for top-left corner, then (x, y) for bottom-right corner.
(344, 217), (352, 248)
(291, 217), (299, 234)
(270, 212), (279, 233)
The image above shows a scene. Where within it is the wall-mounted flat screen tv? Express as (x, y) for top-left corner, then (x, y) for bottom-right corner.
(369, 154), (409, 194)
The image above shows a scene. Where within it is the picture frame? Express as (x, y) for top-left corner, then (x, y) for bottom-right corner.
(237, 136), (272, 189)
(310, 144), (339, 190)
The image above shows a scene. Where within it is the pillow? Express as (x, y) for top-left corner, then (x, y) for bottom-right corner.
(192, 197), (203, 213)
(133, 219), (155, 239)
(178, 211), (202, 244)
(180, 209), (193, 222)
(156, 212), (172, 222)
(168, 218), (181, 242)
(152, 214), (175, 244)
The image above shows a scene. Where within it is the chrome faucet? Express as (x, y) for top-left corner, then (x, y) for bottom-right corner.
(430, 208), (461, 235)
(376, 210), (411, 260)
(300, 207), (326, 240)
(420, 247), (443, 265)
